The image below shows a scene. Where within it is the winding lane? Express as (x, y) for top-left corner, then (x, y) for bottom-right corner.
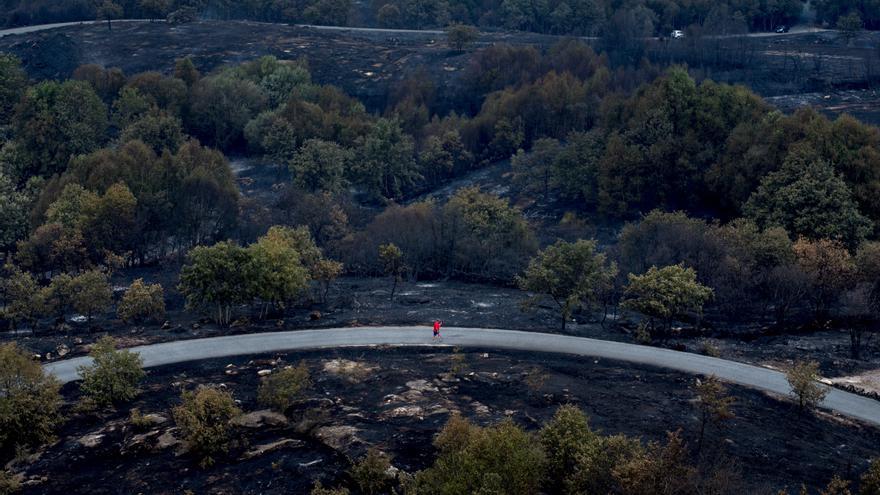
(43, 326), (880, 427)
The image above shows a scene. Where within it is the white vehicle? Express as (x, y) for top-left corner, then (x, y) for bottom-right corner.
(671, 30), (685, 39)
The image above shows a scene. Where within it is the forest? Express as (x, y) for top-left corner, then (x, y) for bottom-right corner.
(1, 11), (880, 494)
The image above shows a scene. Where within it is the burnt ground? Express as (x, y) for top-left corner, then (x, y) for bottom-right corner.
(0, 21), (879, 121)
(11, 347), (880, 494)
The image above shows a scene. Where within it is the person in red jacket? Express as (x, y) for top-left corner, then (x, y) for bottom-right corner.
(432, 320), (442, 341)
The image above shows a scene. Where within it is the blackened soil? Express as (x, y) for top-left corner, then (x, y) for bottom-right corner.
(14, 347), (880, 494)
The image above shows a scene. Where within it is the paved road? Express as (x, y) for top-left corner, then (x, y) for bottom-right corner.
(43, 326), (880, 427)
(0, 19), (832, 40)
(0, 19), (149, 37)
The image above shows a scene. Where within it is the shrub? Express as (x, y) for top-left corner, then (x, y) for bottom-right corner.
(786, 360), (828, 410)
(310, 483), (350, 495)
(172, 387), (241, 467)
(77, 336), (146, 408)
(0, 344), (62, 461)
(350, 448), (393, 495)
(0, 470), (20, 495)
(257, 362), (312, 412)
(117, 279), (166, 323)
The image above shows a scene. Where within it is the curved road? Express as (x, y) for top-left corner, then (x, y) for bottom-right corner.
(44, 326), (880, 427)
(0, 19), (831, 39)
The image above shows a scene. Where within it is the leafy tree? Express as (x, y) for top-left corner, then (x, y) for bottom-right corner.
(511, 138), (562, 200)
(693, 375), (735, 454)
(3, 266), (45, 330)
(860, 458), (880, 495)
(0, 173), (33, 253)
(77, 336), (146, 408)
(744, 146), (872, 249)
(0, 54), (27, 126)
(140, 0), (171, 21)
(379, 242), (405, 301)
(354, 118), (419, 201)
(112, 87), (153, 129)
(172, 386), (241, 467)
(120, 111), (185, 154)
(68, 270), (113, 323)
(173, 57), (201, 87)
(411, 416), (545, 495)
(419, 130), (473, 186)
(612, 430), (697, 495)
(125, 72), (188, 116)
(786, 360), (828, 410)
(310, 482), (350, 495)
(289, 139), (353, 193)
(96, 0), (124, 30)
(257, 362), (312, 412)
(14, 80), (108, 178)
(117, 278), (165, 323)
(539, 404), (598, 494)
(622, 264), (713, 335)
(446, 24), (479, 51)
(793, 238), (855, 320)
(179, 241), (251, 326)
(245, 226), (311, 314)
(837, 11), (863, 44)
(188, 75), (267, 149)
(72, 64), (126, 102)
(82, 182), (138, 257)
(442, 187), (537, 281)
(518, 239), (617, 330)
(312, 257), (343, 303)
(350, 448), (393, 495)
(0, 343), (62, 462)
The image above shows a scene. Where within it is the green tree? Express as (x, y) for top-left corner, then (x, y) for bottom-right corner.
(0, 54), (27, 126)
(693, 375), (735, 454)
(0, 343), (62, 461)
(257, 362), (312, 412)
(77, 336), (146, 408)
(120, 110), (184, 154)
(612, 430), (697, 495)
(140, 0), (171, 21)
(786, 360), (828, 410)
(3, 266), (45, 330)
(288, 139), (353, 193)
(540, 405), (598, 494)
(14, 80), (108, 178)
(355, 118), (419, 201)
(350, 448), (393, 495)
(419, 130), (473, 186)
(117, 278), (165, 323)
(518, 239), (618, 330)
(411, 416), (545, 495)
(245, 226), (311, 315)
(446, 24), (479, 51)
(744, 147), (872, 249)
(112, 87), (153, 128)
(179, 241), (250, 326)
(68, 270), (112, 323)
(378, 242), (405, 301)
(622, 264), (714, 335)
(172, 386), (241, 467)
(173, 57), (201, 87)
(0, 173), (32, 254)
(794, 237), (855, 320)
(188, 75), (267, 149)
(860, 458), (880, 495)
(837, 11), (863, 44)
(96, 0), (124, 30)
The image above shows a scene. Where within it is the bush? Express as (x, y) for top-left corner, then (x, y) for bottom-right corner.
(117, 279), (166, 323)
(0, 470), (20, 495)
(310, 483), (349, 495)
(257, 362), (312, 412)
(350, 448), (393, 495)
(172, 387), (241, 467)
(77, 336), (146, 408)
(411, 416), (545, 495)
(0, 343), (62, 461)
(786, 360), (828, 410)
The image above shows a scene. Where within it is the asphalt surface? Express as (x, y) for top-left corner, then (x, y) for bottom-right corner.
(43, 326), (880, 427)
(0, 19), (831, 39)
